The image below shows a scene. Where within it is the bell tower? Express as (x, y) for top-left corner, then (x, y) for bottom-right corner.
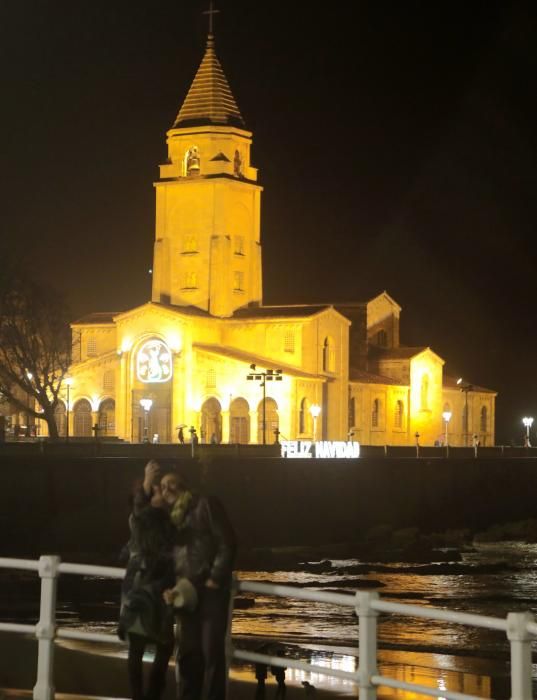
(151, 31), (263, 317)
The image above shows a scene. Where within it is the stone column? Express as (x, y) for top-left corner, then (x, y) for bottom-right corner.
(250, 410), (258, 444)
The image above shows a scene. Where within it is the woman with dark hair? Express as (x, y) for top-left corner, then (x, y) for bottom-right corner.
(119, 481), (176, 700)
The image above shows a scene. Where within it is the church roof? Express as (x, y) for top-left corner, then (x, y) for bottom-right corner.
(349, 368), (407, 386)
(71, 311), (120, 325)
(232, 304), (333, 320)
(443, 375), (496, 394)
(193, 343), (322, 379)
(371, 346), (431, 360)
(173, 35), (245, 129)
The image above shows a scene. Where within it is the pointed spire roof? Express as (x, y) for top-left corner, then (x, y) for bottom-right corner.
(173, 34), (245, 129)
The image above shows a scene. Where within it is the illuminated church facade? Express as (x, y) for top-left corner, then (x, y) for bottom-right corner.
(55, 33), (496, 447)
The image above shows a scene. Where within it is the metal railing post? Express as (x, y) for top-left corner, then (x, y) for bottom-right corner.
(506, 611), (534, 700)
(225, 574), (238, 697)
(33, 555), (60, 700)
(356, 591), (379, 700)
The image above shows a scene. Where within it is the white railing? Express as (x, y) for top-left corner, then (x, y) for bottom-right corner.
(0, 555), (535, 700)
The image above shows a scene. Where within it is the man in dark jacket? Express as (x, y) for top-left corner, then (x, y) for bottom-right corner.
(137, 461), (236, 700)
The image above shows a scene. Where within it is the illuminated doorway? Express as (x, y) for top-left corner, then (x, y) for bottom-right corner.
(257, 398), (279, 444)
(98, 399), (115, 436)
(201, 397), (222, 443)
(230, 397), (250, 443)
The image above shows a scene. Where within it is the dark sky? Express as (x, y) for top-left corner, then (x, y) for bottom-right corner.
(2, 1), (536, 443)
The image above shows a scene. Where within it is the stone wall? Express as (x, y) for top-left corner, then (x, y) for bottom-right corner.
(1, 454), (536, 561)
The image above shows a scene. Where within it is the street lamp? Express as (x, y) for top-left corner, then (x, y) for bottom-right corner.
(310, 404), (321, 441)
(442, 410), (452, 448)
(522, 416), (533, 447)
(65, 377), (73, 440)
(246, 363), (282, 444)
(139, 398), (153, 443)
(457, 378), (473, 447)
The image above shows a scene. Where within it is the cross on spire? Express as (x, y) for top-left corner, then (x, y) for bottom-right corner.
(202, 1), (220, 36)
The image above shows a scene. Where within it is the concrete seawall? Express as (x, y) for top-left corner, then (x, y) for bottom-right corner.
(1, 454), (536, 560)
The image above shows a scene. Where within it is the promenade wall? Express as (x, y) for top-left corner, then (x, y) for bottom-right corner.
(1, 447), (536, 560)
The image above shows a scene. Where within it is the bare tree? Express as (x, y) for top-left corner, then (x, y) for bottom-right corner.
(0, 267), (71, 439)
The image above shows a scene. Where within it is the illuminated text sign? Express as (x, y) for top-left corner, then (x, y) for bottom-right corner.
(281, 440), (360, 459)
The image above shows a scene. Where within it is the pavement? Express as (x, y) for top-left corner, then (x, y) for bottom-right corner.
(0, 633), (350, 699)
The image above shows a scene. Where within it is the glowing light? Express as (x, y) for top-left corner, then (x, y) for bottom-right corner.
(442, 411), (452, 423)
(522, 417), (533, 428)
(140, 398), (153, 412)
(167, 332), (182, 354)
(121, 337), (133, 353)
(309, 404), (321, 418)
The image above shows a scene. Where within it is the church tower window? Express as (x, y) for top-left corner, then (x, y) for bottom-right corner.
(182, 235), (198, 254)
(184, 146), (200, 176)
(420, 374), (429, 410)
(233, 236), (245, 255)
(182, 271), (198, 289)
(233, 271), (244, 291)
(377, 329), (387, 347)
(480, 405), (488, 433)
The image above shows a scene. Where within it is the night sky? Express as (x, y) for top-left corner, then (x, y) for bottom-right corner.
(2, 1), (536, 443)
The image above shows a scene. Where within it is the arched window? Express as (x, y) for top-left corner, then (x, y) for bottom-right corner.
(394, 400), (404, 429)
(230, 398), (250, 444)
(348, 394), (356, 430)
(372, 399), (381, 428)
(322, 337), (334, 372)
(420, 374), (429, 410)
(73, 399), (92, 437)
(54, 402), (66, 437)
(257, 398), (279, 443)
(480, 406), (488, 433)
(201, 397), (222, 444)
(299, 397), (310, 434)
(377, 329), (387, 347)
(98, 399), (115, 436)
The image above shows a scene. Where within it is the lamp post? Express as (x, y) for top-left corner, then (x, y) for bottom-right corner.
(457, 378), (473, 446)
(65, 377), (73, 441)
(246, 364), (282, 444)
(442, 410), (452, 448)
(139, 398), (153, 443)
(310, 404), (321, 441)
(522, 416), (533, 448)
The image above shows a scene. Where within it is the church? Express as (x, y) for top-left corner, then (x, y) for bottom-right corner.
(53, 31), (496, 447)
